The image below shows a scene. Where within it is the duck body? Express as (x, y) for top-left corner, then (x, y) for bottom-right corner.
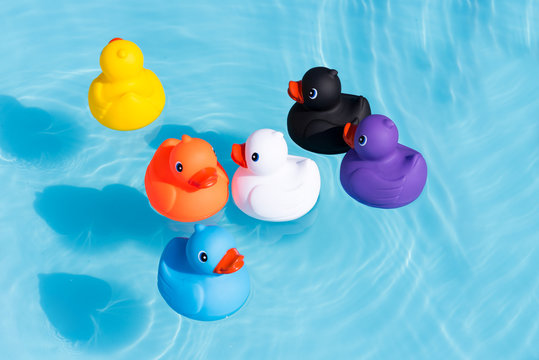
(231, 129), (320, 222)
(287, 67), (371, 154)
(158, 225), (249, 321)
(88, 38), (165, 131)
(288, 94), (371, 154)
(340, 114), (427, 208)
(145, 135), (229, 222)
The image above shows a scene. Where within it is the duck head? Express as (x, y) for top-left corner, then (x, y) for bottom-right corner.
(343, 114), (398, 160)
(288, 67), (341, 111)
(231, 129), (288, 175)
(169, 135), (219, 191)
(100, 38), (144, 81)
(186, 224), (245, 275)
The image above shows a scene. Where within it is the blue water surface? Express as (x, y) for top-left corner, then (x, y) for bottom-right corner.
(0, 1), (538, 359)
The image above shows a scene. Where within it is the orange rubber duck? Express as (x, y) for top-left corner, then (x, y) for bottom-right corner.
(145, 135), (229, 222)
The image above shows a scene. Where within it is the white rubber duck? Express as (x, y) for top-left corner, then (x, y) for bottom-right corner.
(231, 129), (321, 222)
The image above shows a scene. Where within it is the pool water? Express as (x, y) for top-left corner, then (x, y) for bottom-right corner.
(1, 1), (538, 359)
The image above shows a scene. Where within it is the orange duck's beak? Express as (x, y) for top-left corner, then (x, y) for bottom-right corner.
(109, 37), (123, 43)
(343, 122), (357, 149)
(214, 248), (244, 274)
(288, 80), (304, 103)
(188, 167), (218, 189)
(231, 143), (247, 168)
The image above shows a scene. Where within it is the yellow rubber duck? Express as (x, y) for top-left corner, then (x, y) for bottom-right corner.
(88, 38), (166, 131)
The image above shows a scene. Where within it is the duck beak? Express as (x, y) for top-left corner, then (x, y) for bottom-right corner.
(188, 167), (218, 189)
(288, 80), (304, 104)
(109, 37), (123, 43)
(214, 248), (244, 274)
(343, 122), (357, 149)
(231, 143), (247, 168)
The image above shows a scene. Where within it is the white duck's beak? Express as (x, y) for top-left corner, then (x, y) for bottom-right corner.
(231, 143), (247, 168)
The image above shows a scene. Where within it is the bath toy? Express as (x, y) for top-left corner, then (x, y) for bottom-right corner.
(231, 129), (320, 222)
(340, 114), (427, 208)
(88, 38), (165, 131)
(287, 67), (371, 154)
(158, 225), (249, 321)
(145, 135), (229, 222)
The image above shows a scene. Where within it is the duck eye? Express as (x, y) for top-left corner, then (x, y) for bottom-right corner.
(358, 135), (367, 146)
(175, 161), (183, 172)
(251, 152), (259, 162)
(308, 88), (318, 99)
(198, 251), (208, 263)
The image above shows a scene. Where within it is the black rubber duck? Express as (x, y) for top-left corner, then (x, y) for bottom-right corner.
(287, 67), (371, 154)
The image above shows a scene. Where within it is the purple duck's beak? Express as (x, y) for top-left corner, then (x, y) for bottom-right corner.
(343, 122), (357, 149)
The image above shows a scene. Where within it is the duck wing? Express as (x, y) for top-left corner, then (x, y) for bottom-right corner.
(302, 120), (350, 154)
(248, 184), (304, 220)
(248, 160), (319, 220)
(158, 275), (204, 316)
(146, 180), (177, 213)
(302, 118), (339, 138)
(347, 167), (405, 207)
(88, 81), (113, 120)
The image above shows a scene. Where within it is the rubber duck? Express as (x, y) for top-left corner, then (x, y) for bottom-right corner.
(88, 38), (165, 131)
(145, 135), (229, 222)
(287, 67), (371, 154)
(158, 225), (249, 321)
(340, 114), (427, 208)
(231, 129), (320, 222)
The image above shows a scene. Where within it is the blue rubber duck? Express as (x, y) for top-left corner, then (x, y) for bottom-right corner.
(158, 225), (250, 321)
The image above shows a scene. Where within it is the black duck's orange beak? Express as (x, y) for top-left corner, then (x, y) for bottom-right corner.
(288, 80), (304, 103)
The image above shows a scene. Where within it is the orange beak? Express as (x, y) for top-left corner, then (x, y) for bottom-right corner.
(231, 143), (247, 168)
(214, 248), (244, 274)
(288, 80), (304, 103)
(188, 167), (218, 189)
(343, 122), (357, 149)
(109, 37), (123, 43)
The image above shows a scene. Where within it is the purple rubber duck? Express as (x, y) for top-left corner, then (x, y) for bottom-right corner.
(340, 114), (427, 208)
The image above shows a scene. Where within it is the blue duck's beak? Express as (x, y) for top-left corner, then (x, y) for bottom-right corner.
(214, 248), (244, 274)
(231, 143), (247, 168)
(343, 122), (357, 149)
(288, 80), (304, 104)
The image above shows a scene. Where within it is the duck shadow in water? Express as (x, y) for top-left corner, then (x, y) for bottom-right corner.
(145, 124), (246, 177)
(33, 184), (220, 253)
(38, 273), (149, 353)
(0, 95), (83, 165)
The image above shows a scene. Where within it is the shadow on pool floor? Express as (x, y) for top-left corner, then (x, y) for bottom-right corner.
(38, 273), (149, 352)
(0, 95), (83, 165)
(33, 184), (213, 252)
